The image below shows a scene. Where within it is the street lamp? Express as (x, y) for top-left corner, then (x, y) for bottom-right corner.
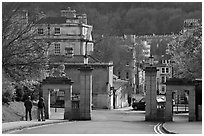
(149, 55), (154, 66)
(84, 54), (88, 65)
(84, 40), (89, 65)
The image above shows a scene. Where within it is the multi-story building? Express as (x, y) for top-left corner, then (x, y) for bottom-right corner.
(155, 54), (172, 95)
(35, 7), (94, 57)
(35, 7), (114, 109)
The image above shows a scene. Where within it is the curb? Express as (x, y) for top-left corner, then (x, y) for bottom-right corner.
(161, 123), (177, 134)
(2, 120), (69, 134)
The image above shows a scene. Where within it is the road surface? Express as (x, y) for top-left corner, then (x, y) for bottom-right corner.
(10, 108), (164, 134)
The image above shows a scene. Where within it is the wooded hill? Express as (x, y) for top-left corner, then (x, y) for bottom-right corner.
(6, 2), (202, 36)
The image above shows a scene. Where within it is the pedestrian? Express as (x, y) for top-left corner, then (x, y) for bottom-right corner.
(38, 97), (45, 121)
(24, 96), (33, 121)
(128, 96), (132, 106)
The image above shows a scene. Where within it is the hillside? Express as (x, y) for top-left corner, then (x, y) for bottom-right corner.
(3, 2), (202, 36)
(2, 102), (38, 123)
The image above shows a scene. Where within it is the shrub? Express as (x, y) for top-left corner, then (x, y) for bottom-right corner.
(15, 87), (24, 102)
(2, 82), (15, 104)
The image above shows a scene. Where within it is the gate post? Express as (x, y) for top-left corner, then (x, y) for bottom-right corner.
(78, 65), (93, 120)
(64, 79), (74, 120)
(165, 86), (173, 121)
(144, 67), (158, 121)
(42, 86), (50, 119)
(189, 86), (196, 121)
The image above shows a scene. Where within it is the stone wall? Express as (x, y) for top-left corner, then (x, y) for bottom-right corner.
(64, 64), (113, 109)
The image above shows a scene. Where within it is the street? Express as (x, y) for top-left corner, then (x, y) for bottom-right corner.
(10, 108), (163, 134)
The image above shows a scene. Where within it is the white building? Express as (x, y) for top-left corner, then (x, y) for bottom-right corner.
(156, 54), (173, 95)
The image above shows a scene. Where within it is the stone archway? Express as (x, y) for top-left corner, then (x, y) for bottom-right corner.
(165, 78), (196, 121)
(41, 77), (73, 120)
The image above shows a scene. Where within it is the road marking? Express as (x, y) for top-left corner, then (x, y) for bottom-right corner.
(154, 122), (164, 134)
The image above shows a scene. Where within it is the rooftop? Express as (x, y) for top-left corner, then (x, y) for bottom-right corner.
(48, 55), (101, 64)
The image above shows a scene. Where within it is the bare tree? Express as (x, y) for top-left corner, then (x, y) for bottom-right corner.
(2, 3), (50, 81)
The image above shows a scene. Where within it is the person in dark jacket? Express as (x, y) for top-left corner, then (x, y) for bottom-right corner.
(24, 96), (33, 121)
(38, 97), (45, 121)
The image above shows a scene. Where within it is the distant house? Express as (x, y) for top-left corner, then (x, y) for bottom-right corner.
(113, 75), (129, 109)
(155, 54), (173, 95)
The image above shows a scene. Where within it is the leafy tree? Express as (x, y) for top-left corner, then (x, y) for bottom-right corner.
(15, 85), (24, 101)
(169, 25), (202, 79)
(2, 82), (15, 104)
(2, 3), (50, 81)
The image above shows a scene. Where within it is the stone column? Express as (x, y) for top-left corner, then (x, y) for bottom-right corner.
(42, 86), (50, 119)
(64, 80), (73, 120)
(165, 86), (173, 121)
(145, 67), (158, 121)
(189, 87), (196, 121)
(78, 65), (93, 120)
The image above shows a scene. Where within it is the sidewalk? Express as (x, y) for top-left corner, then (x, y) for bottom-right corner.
(2, 119), (68, 133)
(162, 113), (202, 134)
(2, 108), (67, 133)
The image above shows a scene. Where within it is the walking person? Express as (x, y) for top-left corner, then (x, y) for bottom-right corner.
(128, 96), (132, 106)
(38, 97), (45, 121)
(24, 96), (33, 121)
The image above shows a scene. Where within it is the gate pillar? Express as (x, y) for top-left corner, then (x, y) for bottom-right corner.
(144, 67), (158, 121)
(42, 86), (51, 119)
(64, 79), (74, 120)
(78, 65), (93, 120)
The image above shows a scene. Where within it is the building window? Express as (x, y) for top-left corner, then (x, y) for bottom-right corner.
(54, 43), (60, 54)
(118, 71), (121, 79)
(161, 68), (165, 73)
(166, 68), (169, 73)
(161, 76), (166, 83)
(161, 86), (166, 94)
(38, 28), (44, 35)
(54, 28), (60, 35)
(126, 72), (129, 79)
(162, 60), (166, 64)
(65, 47), (73, 56)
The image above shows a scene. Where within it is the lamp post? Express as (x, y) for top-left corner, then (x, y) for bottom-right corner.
(84, 54), (88, 65)
(149, 55), (154, 66)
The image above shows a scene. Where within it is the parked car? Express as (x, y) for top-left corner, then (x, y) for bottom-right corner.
(132, 98), (146, 110)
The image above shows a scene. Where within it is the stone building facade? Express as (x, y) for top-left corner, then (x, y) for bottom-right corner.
(35, 7), (114, 109)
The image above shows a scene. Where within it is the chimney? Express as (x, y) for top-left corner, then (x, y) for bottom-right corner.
(60, 7), (76, 18)
(77, 14), (87, 24)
